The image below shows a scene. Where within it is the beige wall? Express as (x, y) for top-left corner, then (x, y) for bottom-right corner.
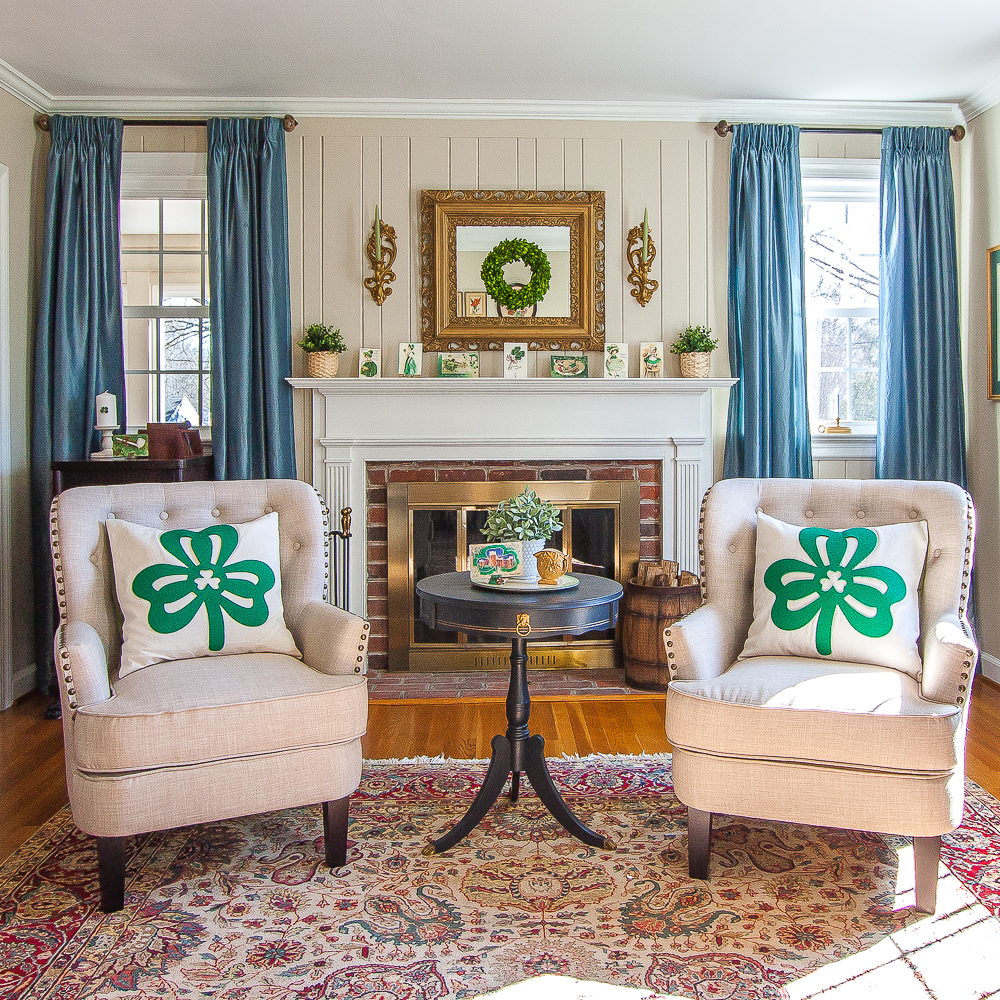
(0, 88), (43, 703)
(966, 105), (1000, 682)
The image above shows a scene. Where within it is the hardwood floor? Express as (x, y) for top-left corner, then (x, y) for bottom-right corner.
(1, 678), (998, 865)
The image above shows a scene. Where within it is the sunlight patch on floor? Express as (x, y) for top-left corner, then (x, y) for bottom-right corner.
(474, 974), (676, 999)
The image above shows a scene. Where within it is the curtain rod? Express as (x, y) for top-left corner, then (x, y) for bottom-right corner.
(714, 119), (965, 141)
(35, 113), (298, 132)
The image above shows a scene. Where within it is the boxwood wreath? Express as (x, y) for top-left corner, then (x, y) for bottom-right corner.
(480, 238), (551, 311)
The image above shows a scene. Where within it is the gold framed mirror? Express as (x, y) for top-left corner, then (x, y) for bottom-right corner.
(419, 190), (605, 352)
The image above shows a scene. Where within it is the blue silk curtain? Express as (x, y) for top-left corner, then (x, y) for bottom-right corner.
(724, 124), (812, 479)
(877, 127), (967, 488)
(207, 118), (296, 480)
(30, 115), (125, 689)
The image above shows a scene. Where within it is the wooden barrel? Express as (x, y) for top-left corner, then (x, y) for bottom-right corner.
(622, 579), (702, 691)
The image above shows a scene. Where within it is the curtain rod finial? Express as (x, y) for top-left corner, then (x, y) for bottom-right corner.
(951, 125), (966, 142)
(36, 113), (50, 132)
(282, 114), (298, 132)
(714, 119), (732, 138)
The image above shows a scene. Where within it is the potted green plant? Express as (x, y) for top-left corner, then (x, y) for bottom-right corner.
(670, 325), (719, 378)
(482, 488), (562, 583)
(298, 323), (347, 378)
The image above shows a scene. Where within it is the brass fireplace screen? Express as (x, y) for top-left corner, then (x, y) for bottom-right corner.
(387, 480), (640, 672)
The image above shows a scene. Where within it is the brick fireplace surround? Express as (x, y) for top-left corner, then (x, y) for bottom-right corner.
(364, 459), (661, 671)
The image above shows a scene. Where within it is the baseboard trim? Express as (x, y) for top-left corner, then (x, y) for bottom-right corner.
(12, 662), (36, 702)
(979, 651), (1000, 685)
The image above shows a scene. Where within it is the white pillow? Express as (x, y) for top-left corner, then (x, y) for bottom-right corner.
(740, 511), (928, 676)
(105, 512), (301, 677)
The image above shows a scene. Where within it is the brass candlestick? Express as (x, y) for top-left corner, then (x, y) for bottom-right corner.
(626, 224), (658, 307)
(364, 218), (397, 305)
(819, 416), (852, 434)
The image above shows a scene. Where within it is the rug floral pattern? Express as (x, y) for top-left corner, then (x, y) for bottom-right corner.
(2, 756), (999, 999)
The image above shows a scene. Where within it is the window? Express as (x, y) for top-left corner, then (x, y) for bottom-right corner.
(120, 153), (210, 430)
(801, 159), (880, 432)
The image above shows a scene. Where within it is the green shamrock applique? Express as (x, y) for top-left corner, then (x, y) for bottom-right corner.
(763, 527), (906, 656)
(132, 525), (275, 651)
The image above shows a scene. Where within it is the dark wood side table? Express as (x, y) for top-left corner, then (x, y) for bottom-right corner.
(415, 571), (623, 855)
(51, 453), (214, 494)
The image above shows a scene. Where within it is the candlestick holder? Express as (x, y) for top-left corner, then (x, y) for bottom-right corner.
(92, 425), (117, 458)
(819, 416), (852, 434)
(364, 218), (397, 305)
(626, 224), (658, 307)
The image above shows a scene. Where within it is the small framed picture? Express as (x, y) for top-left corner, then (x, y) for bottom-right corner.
(604, 343), (628, 379)
(640, 342), (664, 378)
(438, 352), (480, 378)
(359, 348), (381, 378)
(550, 354), (588, 378)
(464, 291), (487, 318)
(398, 343), (422, 377)
(504, 342), (529, 380)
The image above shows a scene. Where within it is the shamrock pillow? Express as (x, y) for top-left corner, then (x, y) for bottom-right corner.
(740, 512), (928, 677)
(105, 512), (301, 677)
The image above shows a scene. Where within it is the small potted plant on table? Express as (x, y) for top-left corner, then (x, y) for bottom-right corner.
(299, 323), (347, 377)
(670, 325), (719, 378)
(481, 488), (562, 583)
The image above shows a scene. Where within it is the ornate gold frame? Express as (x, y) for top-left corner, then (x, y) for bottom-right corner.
(419, 190), (606, 352)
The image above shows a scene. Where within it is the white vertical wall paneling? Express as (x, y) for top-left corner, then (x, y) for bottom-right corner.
(582, 138), (624, 353)
(299, 135), (324, 477)
(479, 137), (518, 191)
(564, 138), (584, 190)
(517, 138), (536, 190)
(660, 140), (692, 374)
(285, 135), (308, 480)
(409, 137), (451, 365)
(380, 136), (412, 367)
(621, 139), (662, 367)
(450, 138), (479, 189)
(361, 136), (384, 371)
(688, 139), (710, 335)
(535, 138), (564, 189)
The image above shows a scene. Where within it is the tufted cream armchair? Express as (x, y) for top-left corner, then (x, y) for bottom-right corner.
(664, 478), (976, 914)
(49, 480), (370, 912)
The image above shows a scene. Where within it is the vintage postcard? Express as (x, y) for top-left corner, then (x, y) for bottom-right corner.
(398, 343), (422, 376)
(640, 342), (664, 378)
(503, 343), (529, 379)
(438, 352), (480, 377)
(550, 354), (589, 378)
(604, 343), (628, 378)
(359, 348), (381, 378)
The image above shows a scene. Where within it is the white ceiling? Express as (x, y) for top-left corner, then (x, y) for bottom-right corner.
(3, 0), (1000, 121)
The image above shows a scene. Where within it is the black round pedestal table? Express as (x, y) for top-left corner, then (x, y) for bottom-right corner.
(415, 571), (624, 854)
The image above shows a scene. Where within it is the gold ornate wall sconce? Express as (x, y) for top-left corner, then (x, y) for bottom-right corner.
(626, 211), (658, 307)
(364, 206), (397, 305)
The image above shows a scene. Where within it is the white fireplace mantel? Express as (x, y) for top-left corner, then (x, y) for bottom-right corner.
(289, 377), (737, 615)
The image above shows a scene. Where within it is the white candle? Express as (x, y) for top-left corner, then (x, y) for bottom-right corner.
(830, 387), (841, 420)
(641, 208), (649, 264)
(374, 204), (380, 253)
(96, 390), (117, 429)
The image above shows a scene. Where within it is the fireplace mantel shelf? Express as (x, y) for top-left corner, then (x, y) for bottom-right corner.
(289, 377), (736, 396)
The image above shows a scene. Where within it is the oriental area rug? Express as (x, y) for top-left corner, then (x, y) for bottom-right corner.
(2, 756), (1000, 1000)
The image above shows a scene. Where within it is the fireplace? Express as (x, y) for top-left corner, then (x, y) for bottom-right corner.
(288, 375), (736, 670)
(381, 469), (643, 672)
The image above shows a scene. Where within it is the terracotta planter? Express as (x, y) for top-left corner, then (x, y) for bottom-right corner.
(678, 352), (711, 378)
(307, 351), (341, 378)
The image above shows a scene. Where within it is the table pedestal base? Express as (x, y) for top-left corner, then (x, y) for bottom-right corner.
(424, 636), (616, 855)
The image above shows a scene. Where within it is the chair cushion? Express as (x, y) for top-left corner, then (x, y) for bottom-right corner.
(106, 512), (301, 677)
(666, 657), (961, 775)
(73, 653), (367, 773)
(740, 511), (927, 677)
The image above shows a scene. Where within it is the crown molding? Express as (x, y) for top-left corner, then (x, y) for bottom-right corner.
(0, 56), (51, 113)
(961, 78), (1000, 121)
(40, 94), (967, 126)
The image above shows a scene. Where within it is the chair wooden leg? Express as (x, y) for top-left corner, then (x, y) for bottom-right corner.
(688, 807), (712, 880)
(913, 835), (941, 914)
(97, 836), (127, 913)
(323, 796), (350, 868)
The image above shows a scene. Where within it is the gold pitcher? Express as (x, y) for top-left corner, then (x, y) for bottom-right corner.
(536, 548), (572, 585)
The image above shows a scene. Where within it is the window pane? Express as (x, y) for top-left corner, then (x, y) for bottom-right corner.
(850, 317), (879, 368)
(120, 200), (160, 250)
(162, 317), (201, 370)
(818, 371), (848, 423)
(819, 318), (848, 368)
(201, 318), (212, 368)
(201, 375), (212, 426)
(162, 200), (204, 235)
(162, 254), (206, 302)
(161, 373), (202, 424)
(124, 318), (153, 370)
(125, 373), (152, 429)
(804, 200), (879, 309)
(851, 370), (878, 422)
